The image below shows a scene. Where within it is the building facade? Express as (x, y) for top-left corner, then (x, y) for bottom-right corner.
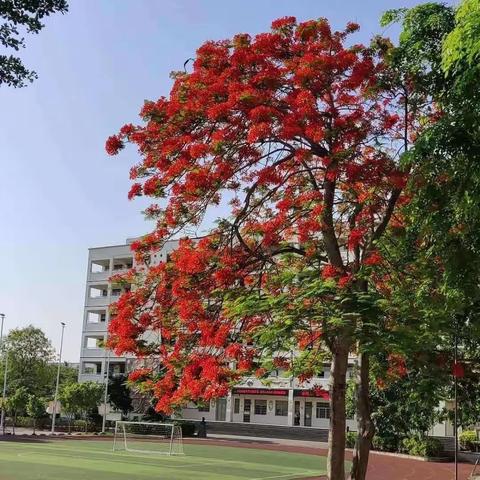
(79, 240), (134, 384)
(79, 238), (178, 384)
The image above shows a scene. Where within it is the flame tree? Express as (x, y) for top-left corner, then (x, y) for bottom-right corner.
(107, 18), (415, 480)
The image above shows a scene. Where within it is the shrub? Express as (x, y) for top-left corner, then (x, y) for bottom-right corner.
(402, 436), (443, 457)
(459, 430), (478, 451)
(173, 421), (196, 437)
(346, 431), (358, 448)
(14, 416), (50, 430)
(372, 434), (399, 452)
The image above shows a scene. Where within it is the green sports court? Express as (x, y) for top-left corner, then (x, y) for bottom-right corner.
(0, 438), (328, 480)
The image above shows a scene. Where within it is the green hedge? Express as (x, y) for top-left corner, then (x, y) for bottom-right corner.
(459, 430), (478, 451)
(402, 436), (443, 457)
(173, 421), (196, 437)
(346, 431), (358, 448)
(372, 434), (400, 453)
(10, 416), (50, 429)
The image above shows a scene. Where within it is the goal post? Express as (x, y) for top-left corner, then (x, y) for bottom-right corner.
(113, 421), (184, 455)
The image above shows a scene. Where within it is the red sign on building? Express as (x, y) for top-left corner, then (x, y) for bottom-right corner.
(293, 389), (329, 400)
(232, 388), (289, 397)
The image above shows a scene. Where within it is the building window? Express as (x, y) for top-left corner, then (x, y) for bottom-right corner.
(316, 403), (330, 419)
(197, 403), (210, 412)
(275, 400), (288, 416)
(111, 288), (121, 296)
(234, 398), (240, 414)
(82, 362), (101, 375)
(254, 400), (267, 415)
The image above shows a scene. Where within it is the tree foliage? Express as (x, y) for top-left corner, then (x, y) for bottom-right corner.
(108, 374), (133, 416)
(0, 0), (68, 88)
(0, 325), (55, 397)
(376, 0), (480, 441)
(107, 13), (407, 410)
(26, 394), (46, 434)
(59, 381), (102, 432)
(5, 386), (29, 434)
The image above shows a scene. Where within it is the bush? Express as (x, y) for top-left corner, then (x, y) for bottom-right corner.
(13, 416), (50, 430)
(346, 431), (358, 448)
(402, 436), (443, 458)
(459, 430), (478, 451)
(372, 434), (399, 452)
(173, 421), (196, 437)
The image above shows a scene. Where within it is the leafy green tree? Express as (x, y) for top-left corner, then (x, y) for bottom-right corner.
(6, 386), (29, 434)
(53, 362), (79, 391)
(26, 394), (46, 434)
(0, 0), (69, 88)
(108, 375), (132, 417)
(59, 382), (102, 432)
(0, 326), (55, 397)
(378, 0), (480, 451)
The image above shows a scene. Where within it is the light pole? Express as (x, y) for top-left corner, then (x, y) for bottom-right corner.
(51, 322), (66, 434)
(0, 346), (8, 434)
(101, 346), (111, 434)
(0, 313), (6, 434)
(0, 313), (5, 344)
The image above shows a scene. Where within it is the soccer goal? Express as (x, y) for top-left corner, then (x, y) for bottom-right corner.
(113, 421), (184, 455)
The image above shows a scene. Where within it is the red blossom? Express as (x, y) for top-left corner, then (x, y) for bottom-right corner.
(364, 251), (383, 266)
(105, 135), (123, 155)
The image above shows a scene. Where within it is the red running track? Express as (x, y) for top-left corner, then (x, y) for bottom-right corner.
(188, 438), (474, 480)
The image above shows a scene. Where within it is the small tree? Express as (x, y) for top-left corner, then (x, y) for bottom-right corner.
(26, 395), (46, 434)
(59, 383), (79, 434)
(108, 375), (133, 417)
(7, 387), (28, 435)
(59, 382), (102, 432)
(1, 326), (55, 397)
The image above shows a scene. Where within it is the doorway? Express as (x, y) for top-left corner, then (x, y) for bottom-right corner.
(243, 398), (251, 423)
(294, 401), (301, 426)
(304, 402), (312, 427)
(216, 398), (227, 421)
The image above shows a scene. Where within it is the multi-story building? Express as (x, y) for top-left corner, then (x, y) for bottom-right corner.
(79, 238), (178, 384)
(79, 240), (133, 383)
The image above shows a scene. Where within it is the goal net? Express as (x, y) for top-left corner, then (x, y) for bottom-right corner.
(113, 421), (184, 455)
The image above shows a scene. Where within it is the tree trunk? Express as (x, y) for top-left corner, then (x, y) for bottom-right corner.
(350, 351), (374, 480)
(327, 338), (350, 480)
(33, 418), (36, 435)
(13, 412), (16, 435)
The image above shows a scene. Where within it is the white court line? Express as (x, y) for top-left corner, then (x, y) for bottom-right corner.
(250, 472), (320, 480)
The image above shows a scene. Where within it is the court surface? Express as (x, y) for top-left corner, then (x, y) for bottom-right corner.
(0, 438), (328, 480)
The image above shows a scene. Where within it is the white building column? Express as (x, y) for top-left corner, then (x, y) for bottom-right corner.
(287, 388), (294, 426)
(225, 391), (233, 422)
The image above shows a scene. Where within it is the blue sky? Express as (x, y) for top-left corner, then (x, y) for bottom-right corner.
(0, 0), (451, 360)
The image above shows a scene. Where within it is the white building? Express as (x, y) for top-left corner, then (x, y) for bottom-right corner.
(79, 238), (177, 384)
(79, 240), (133, 383)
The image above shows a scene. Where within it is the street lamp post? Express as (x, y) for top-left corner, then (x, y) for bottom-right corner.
(0, 347), (8, 434)
(101, 347), (111, 434)
(0, 313), (6, 434)
(51, 322), (66, 435)
(0, 313), (5, 344)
